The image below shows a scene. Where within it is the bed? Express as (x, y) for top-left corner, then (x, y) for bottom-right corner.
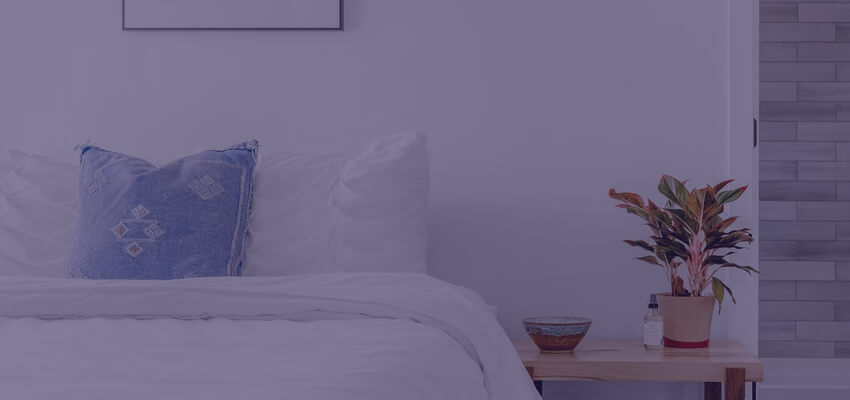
(0, 133), (540, 399)
(0, 273), (538, 399)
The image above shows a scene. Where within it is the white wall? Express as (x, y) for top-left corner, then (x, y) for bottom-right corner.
(0, 1), (755, 398)
(727, 0), (760, 357)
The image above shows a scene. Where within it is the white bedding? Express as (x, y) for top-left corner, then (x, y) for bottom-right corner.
(0, 273), (539, 400)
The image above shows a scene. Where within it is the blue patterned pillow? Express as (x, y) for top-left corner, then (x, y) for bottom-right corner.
(67, 141), (258, 279)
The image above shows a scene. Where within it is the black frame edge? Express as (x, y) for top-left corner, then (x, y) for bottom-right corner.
(122, 0), (345, 31)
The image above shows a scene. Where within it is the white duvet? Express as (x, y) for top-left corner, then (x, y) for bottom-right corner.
(0, 273), (539, 400)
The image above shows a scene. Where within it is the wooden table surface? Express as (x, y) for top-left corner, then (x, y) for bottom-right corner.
(514, 339), (763, 383)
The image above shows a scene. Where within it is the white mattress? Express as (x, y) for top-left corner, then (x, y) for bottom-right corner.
(0, 273), (539, 400)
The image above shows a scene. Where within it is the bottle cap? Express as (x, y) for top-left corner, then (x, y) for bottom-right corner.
(648, 294), (658, 308)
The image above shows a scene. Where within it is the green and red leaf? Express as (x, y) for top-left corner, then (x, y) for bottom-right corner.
(712, 277), (737, 313)
(636, 255), (662, 266)
(702, 255), (727, 267)
(711, 277), (725, 312)
(716, 263), (759, 275)
(616, 204), (650, 220)
(714, 216), (739, 233)
(658, 175), (684, 208)
(609, 189), (646, 207)
(672, 276), (689, 296)
(713, 179), (735, 193)
(624, 240), (654, 252)
(716, 186), (748, 205)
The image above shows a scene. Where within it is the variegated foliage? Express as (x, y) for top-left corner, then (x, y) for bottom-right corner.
(609, 176), (756, 311)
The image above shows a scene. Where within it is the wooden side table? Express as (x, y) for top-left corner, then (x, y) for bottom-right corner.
(514, 339), (763, 400)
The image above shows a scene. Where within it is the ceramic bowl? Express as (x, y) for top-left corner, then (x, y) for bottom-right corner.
(523, 317), (592, 353)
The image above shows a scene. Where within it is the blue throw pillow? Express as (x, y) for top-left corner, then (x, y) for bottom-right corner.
(68, 141), (258, 279)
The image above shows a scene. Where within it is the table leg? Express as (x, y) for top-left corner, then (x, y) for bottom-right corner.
(525, 366), (543, 398)
(725, 368), (746, 400)
(704, 382), (721, 400)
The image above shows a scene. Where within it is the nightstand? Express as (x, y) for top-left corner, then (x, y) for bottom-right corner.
(514, 339), (762, 400)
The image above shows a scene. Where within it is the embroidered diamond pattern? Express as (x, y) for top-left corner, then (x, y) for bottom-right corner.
(114, 206), (165, 258)
(198, 188), (215, 200)
(188, 175), (225, 200)
(143, 224), (164, 239)
(188, 180), (205, 192)
(125, 242), (143, 257)
(199, 175), (215, 186)
(131, 205), (150, 218)
(209, 182), (225, 196)
(112, 222), (129, 238)
(88, 168), (109, 194)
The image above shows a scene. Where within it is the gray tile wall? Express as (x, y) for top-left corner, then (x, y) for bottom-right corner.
(760, 0), (850, 358)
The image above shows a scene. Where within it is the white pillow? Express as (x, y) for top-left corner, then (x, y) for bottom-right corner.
(0, 151), (78, 277)
(244, 132), (429, 275)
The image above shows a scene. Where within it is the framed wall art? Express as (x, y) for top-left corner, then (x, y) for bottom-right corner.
(122, 0), (344, 31)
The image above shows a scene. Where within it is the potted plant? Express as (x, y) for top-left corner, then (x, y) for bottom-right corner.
(609, 175), (756, 348)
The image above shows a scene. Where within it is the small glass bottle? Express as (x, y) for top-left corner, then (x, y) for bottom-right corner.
(643, 294), (664, 350)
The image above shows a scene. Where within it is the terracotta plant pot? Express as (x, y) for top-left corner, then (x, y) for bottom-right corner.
(656, 293), (715, 348)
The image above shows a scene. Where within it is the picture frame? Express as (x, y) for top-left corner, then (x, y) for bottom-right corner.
(122, 0), (344, 31)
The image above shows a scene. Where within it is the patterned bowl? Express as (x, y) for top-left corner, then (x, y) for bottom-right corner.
(523, 317), (592, 353)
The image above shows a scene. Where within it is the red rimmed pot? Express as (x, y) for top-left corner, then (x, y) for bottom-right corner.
(656, 293), (715, 349)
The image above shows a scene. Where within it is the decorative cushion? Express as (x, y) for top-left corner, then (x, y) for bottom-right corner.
(244, 132), (428, 275)
(0, 151), (79, 277)
(67, 141), (258, 279)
